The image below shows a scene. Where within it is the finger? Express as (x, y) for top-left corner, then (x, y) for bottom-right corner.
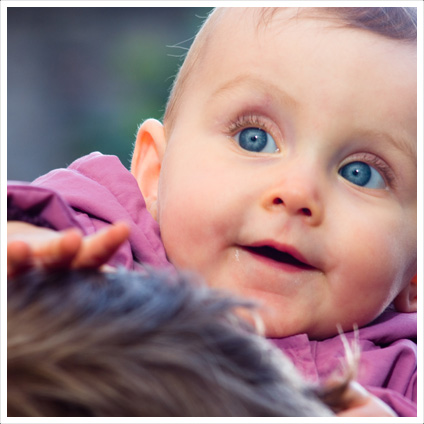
(336, 382), (397, 417)
(100, 264), (118, 273)
(72, 222), (130, 268)
(35, 229), (83, 269)
(7, 241), (33, 277)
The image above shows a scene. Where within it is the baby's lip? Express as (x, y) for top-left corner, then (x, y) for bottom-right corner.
(240, 241), (318, 271)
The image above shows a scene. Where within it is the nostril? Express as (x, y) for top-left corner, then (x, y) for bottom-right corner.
(301, 208), (312, 216)
(270, 198), (314, 218)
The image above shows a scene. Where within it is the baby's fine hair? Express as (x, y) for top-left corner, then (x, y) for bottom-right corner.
(8, 268), (338, 417)
(163, 6), (417, 132)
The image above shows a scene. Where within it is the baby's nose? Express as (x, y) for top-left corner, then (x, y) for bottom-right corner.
(261, 168), (324, 226)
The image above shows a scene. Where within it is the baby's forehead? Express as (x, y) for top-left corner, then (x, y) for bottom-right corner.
(200, 7), (417, 58)
(164, 7), (416, 131)
(191, 8), (360, 78)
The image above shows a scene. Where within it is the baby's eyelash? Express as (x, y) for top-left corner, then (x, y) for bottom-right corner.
(227, 114), (276, 137)
(348, 153), (396, 188)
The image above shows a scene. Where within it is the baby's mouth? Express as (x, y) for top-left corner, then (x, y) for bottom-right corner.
(242, 245), (316, 270)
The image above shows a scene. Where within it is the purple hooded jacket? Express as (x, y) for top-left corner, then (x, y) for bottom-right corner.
(8, 152), (417, 417)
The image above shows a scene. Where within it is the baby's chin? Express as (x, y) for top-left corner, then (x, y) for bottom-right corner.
(233, 303), (349, 340)
(234, 307), (305, 339)
(256, 310), (343, 340)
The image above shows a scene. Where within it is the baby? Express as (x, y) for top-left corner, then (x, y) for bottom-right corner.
(8, 6), (417, 417)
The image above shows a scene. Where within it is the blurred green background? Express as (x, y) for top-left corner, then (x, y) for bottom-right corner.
(7, 7), (213, 181)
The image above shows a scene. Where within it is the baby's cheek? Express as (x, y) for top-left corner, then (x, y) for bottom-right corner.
(158, 197), (209, 270)
(354, 237), (407, 313)
(331, 224), (401, 321)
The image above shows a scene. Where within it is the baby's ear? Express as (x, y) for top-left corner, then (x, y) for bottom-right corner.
(131, 119), (166, 220)
(393, 275), (417, 313)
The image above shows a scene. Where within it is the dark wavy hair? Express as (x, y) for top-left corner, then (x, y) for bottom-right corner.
(323, 7), (416, 41)
(8, 268), (338, 417)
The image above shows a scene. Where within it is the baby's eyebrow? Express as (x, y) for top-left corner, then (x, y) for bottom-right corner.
(357, 129), (416, 166)
(212, 73), (299, 110)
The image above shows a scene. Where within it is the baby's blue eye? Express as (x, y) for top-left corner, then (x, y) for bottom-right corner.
(235, 127), (279, 153)
(339, 161), (385, 189)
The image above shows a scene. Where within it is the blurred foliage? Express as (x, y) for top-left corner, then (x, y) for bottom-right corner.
(8, 7), (213, 180)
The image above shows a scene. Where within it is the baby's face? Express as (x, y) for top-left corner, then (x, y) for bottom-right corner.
(156, 9), (417, 338)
